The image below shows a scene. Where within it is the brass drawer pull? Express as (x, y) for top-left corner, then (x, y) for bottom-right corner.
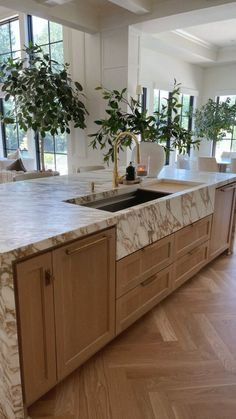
(141, 274), (157, 287)
(220, 184), (236, 192)
(66, 236), (107, 256)
(45, 269), (53, 286)
(188, 249), (195, 256)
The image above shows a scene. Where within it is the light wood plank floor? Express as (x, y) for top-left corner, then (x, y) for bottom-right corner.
(29, 247), (236, 419)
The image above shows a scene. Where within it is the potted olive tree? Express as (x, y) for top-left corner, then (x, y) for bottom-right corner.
(89, 86), (158, 164)
(89, 82), (199, 175)
(194, 98), (236, 156)
(0, 44), (88, 171)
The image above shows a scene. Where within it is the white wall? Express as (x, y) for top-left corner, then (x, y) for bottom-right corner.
(202, 63), (236, 101)
(140, 46), (203, 98)
(64, 28), (108, 173)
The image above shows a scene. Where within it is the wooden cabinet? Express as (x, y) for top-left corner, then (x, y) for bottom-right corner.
(15, 228), (115, 405)
(116, 234), (174, 333)
(116, 265), (173, 333)
(116, 216), (213, 334)
(175, 215), (211, 258)
(16, 253), (57, 406)
(116, 234), (174, 298)
(53, 229), (115, 379)
(209, 183), (236, 260)
(173, 241), (209, 290)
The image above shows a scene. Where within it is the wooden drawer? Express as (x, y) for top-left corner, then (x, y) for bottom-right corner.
(173, 240), (209, 290)
(175, 215), (211, 258)
(116, 234), (174, 297)
(116, 265), (173, 334)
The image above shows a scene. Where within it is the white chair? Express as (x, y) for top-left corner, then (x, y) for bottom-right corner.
(230, 158), (236, 173)
(198, 157), (219, 172)
(176, 154), (190, 170)
(77, 165), (105, 173)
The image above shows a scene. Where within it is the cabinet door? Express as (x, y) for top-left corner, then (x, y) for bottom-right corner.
(16, 253), (56, 406)
(209, 184), (236, 260)
(53, 228), (116, 379)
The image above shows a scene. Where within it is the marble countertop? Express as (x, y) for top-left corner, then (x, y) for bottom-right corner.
(0, 167), (236, 256)
(1, 165), (236, 419)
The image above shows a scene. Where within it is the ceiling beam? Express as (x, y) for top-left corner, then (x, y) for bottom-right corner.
(0, 0), (99, 33)
(142, 32), (217, 63)
(107, 0), (151, 14)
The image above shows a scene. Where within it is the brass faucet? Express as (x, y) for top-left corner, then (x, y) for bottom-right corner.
(113, 131), (140, 188)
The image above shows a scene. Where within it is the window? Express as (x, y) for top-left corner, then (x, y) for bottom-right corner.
(28, 15), (67, 174)
(0, 17), (28, 156)
(153, 89), (194, 163)
(214, 95), (236, 160)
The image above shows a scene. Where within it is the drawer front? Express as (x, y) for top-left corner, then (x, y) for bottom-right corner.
(116, 234), (174, 298)
(175, 215), (211, 258)
(141, 234), (174, 278)
(116, 265), (173, 334)
(173, 241), (209, 290)
(116, 250), (142, 298)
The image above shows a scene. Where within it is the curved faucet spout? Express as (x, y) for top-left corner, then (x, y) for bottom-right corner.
(113, 131), (140, 188)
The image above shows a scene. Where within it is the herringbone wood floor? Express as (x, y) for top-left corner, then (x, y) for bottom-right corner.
(29, 247), (236, 419)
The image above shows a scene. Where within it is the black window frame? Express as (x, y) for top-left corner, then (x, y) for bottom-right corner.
(27, 14), (66, 172)
(153, 89), (194, 164)
(212, 95), (236, 157)
(0, 16), (22, 157)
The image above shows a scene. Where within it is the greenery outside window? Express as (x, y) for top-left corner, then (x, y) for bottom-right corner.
(0, 17), (28, 156)
(214, 95), (236, 160)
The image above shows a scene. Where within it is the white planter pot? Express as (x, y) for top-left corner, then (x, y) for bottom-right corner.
(132, 142), (165, 178)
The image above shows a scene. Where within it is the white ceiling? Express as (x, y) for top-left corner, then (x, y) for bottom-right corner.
(140, 15), (236, 67)
(184, 19), (236, 47)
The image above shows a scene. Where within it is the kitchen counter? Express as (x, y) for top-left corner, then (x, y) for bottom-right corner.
(1, 166), (236, 419)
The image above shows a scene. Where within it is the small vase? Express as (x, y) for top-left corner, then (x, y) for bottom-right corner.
(132, 142), (165, 178)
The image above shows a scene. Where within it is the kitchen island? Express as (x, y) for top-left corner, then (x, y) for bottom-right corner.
(0, 167), (236, 419)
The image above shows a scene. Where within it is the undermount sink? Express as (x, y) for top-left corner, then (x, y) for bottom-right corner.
(80, 189), (171, 212)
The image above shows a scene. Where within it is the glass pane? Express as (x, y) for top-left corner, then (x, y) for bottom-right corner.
(231, 141), (236, 152)
(44, 134), (54, 153)
(10, 20), (20, 52)
(19, 130), (28, 152)
(0, 53), (11, 65)
(3, 97), (15, 115)
(5, 124), (19, 150)
(44, 152), (55, 171)
(49, 21), (63, 43)
(32, 16), (49, 45)
(181, 117), (189, 130)
(50, 41), (64, 65)
(182, 94), (190, 115)
(55, 132), (67, 153)
(160, 90), (169, 110)
(153, 89), (159, 112)
(56, 154), (68, 174)
(0, 23), (10, 54)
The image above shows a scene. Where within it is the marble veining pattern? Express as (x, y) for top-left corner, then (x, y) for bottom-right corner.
(0, 167), (236, 418)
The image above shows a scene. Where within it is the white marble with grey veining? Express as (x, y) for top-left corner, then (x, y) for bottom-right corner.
(0, 166), (236, 419)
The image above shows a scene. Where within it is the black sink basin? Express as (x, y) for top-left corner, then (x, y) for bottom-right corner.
(81, 189), (171, 212)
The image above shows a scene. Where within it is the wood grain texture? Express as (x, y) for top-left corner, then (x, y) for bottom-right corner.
(29, 244), (236, 419)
